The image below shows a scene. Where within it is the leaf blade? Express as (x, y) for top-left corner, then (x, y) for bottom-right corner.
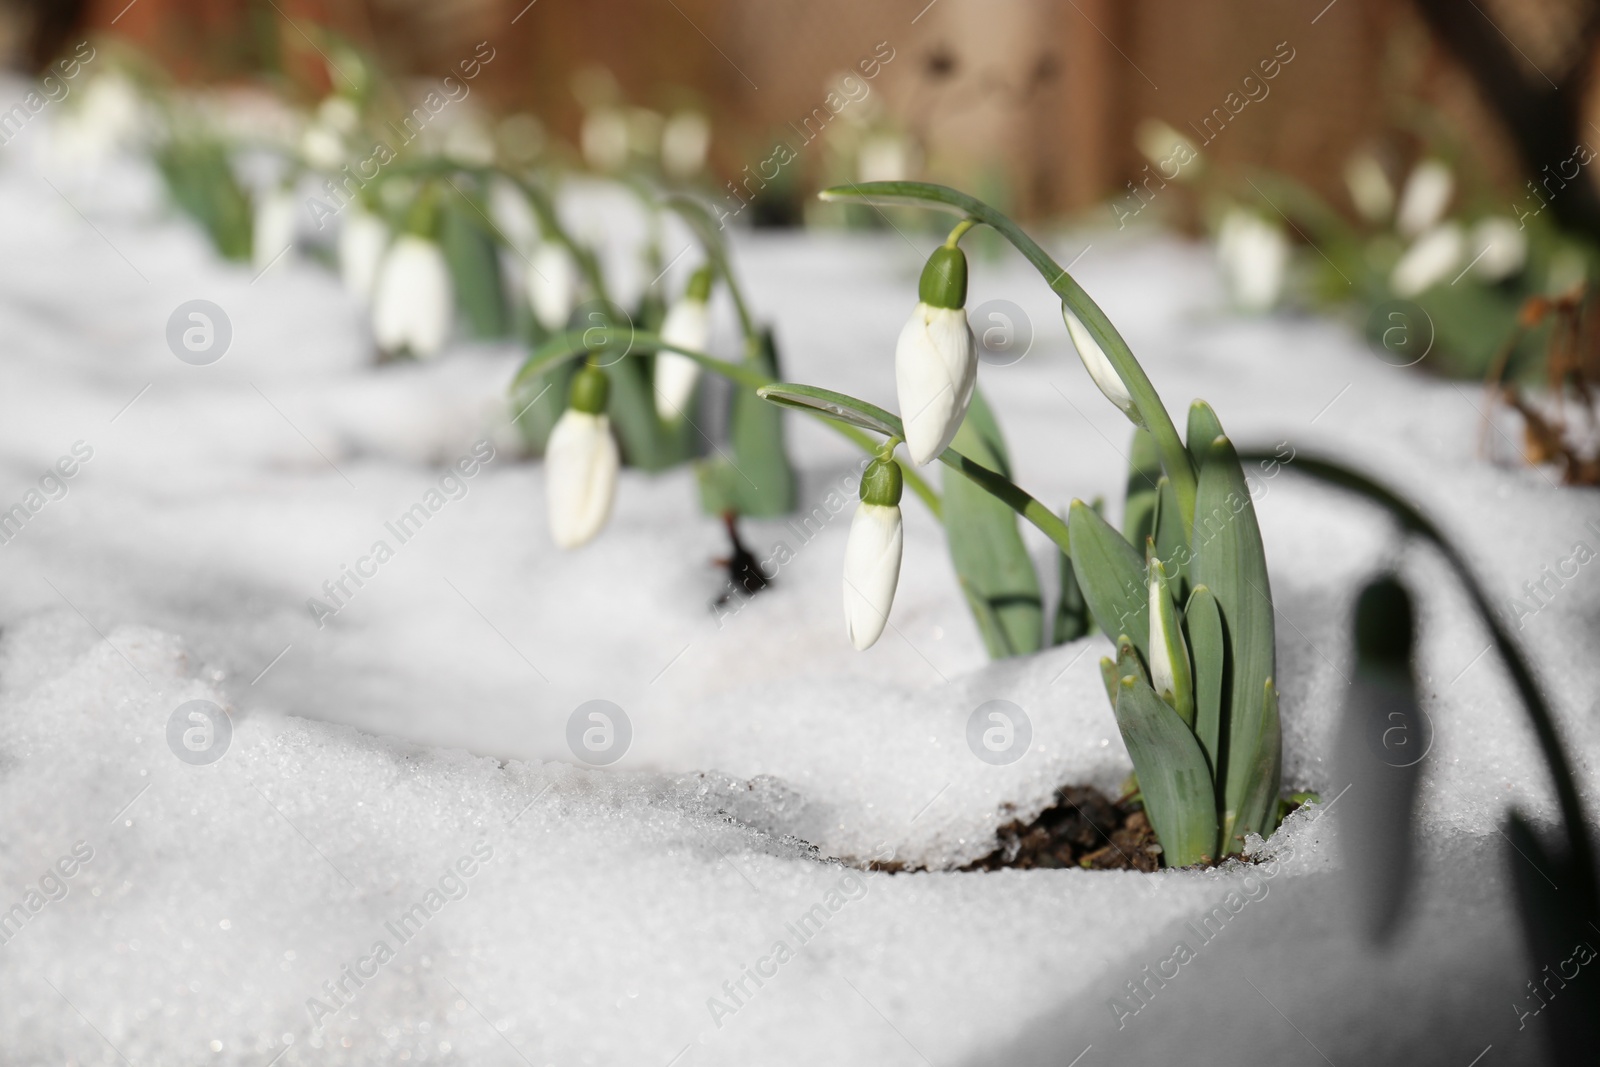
(944, 388), (1043, 658)
(1115, 675), (1219, 867)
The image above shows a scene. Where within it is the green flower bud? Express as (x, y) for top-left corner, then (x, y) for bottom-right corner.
(859, 457), (903, 507)
(918, 245), (968, 310)
(569, 364), (610, 415)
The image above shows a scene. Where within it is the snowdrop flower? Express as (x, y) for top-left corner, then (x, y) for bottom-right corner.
(1134, 119), (1200, 182)
(488, 177), (539, 258)
(49, 71), (145, 167)
(653, 267), (714, 419)
(1062, 305), (1137, 424)
(581, 108), (630, 171)
(317, 95), (360, 135)
(1390, 223), (1465, 298)
(372, 234), (453, 358)
(896, 246), (976, 465)
(843, 457), (904, 650)
(252, 187), (296, 272)
(300, 121), (346, 171)
(547, 365), (620, 549)
(1468, 216), (1528, 282)
(1216, 209), (1288, 313)
(338, 207), (389, 302)
(527, 241), (579, 332)
(859, 134), (912, 184)
(661, 111), (711, 178)
(1343, 154), (1394, 223)
(1396, 160), (1453, 239)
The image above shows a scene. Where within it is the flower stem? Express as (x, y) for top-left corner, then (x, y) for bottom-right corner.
(820, 181), (1198, 529)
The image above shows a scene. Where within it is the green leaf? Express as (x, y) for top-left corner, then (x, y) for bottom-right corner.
(1184, 584), (1226, 779)
(440, 192), (509, 339)
(1190, 433), (1280, 854)
(154, 139), (252, 261)
(1052, 510), (1091, 644)
(755, 384), (901, 437)
(1068, 501), (1149, 660)
(944, 388), (1043, 658)
(1152, 476), (1190, 592)
(724, 328), (797, 517)
(1114, 674), (1220, 867)
(1123, 427), (1161, 547)
(1186, 400), (1226, 472)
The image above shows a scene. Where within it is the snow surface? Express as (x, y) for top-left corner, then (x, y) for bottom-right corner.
(0, 97), (1597, 1065)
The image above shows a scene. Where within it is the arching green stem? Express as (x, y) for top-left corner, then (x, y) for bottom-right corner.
(820, 181), (1198, 530)
(757, 383), (1068, 553)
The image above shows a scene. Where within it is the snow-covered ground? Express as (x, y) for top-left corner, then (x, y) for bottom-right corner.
(1, 109), (1597, 1066)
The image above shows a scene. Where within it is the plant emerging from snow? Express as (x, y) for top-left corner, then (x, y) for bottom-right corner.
(753, 183), (1285, 866)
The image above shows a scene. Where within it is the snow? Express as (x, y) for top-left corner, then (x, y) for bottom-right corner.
(1, 97), (1596, 1065)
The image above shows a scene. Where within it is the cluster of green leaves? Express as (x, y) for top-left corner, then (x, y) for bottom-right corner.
(1071, 410), (1279, 866)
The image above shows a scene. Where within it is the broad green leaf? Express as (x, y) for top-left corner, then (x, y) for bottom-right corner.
(440, 192), (509, 338)
(1191, 432), (1279, 853)
(1115, 634), (1147, 686)
(1053, 510), (1091, 644)
(1115, 674), (1220, 867)
(1123, 427), (1161, 547)
(1068, 501), (1149, 660)
(1099, 657), (1119, 706)
(1229, 678), (1282, 854)
(725, 328), (797, 517)
(1152, 476), (1189, 591)
(756, 384), (900, 438)
(1184, 584), (1225, 778)
(1186, 400), (1225, 472)
(944, 388), (1043, 658)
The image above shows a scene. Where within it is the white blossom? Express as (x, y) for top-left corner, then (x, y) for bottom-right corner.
(895, 303), (976, 465)
(842, 502), (903, 650)
(546, 409), (619, 548)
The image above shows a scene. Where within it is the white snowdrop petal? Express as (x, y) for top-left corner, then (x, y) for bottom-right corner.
(1390, 224), (1465, 298)
(528, 242), (578, 332)
(1397, 161), (1454, 239)
(252, 191), (296, 272)
(1063, 307), (1137, 421)
(372, 236), (453, 358)
(655, 299), (712, 419)
(895, 303), (976, 466)
(1217, 211), (1288, 313)
(546, 411), (620, 548)
(1148, 577), (1176, 699)
(1469, 216), (1528, 282)
(842, 503), (903, 650)
(338, 210), (389, 302)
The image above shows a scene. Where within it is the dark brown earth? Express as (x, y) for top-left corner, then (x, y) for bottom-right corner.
(963, 784), (1163, 872)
